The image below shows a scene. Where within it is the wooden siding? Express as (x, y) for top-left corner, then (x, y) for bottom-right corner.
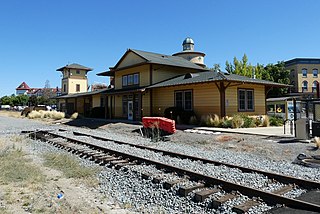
(114, 95), (122, 118)
(76, 98), (84, 114)
(225, 84), (266, 116)
(152, 65), (200, 84)
(114, 64), (150, 89)
(142, 92), (150, 116)
(92, 94), (100, 108)
(152, 83), (220, 117)
(117, 52), (146, 69)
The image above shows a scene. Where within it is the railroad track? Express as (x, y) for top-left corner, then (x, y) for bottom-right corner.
(24, 129), (320, 213)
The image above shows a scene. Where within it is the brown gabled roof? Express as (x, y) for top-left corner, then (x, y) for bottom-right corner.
(16, 82), (31, 90)
(97, 49), (207, 76)
(56, 63), (92, 71)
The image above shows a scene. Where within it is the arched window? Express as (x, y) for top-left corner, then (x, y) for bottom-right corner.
(313, 81), (319, 92)
(313, 69), (318, 78)
(302, 80), (308, 92)
(302, 68), (308, 77)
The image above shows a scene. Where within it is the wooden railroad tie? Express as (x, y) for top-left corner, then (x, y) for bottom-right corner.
(232, 200), (260, 214)
(194, 188), (220, 202)
(178, 183), (205, 197)
(272, 185), (294, 195)
(212, 193), (238, 209)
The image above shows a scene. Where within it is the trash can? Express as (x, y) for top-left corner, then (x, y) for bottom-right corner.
(295, 118), (310, 140)
(312, 121), (320, 137)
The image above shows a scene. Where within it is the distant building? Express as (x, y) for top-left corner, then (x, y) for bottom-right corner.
(16, 82), (31, 95)
(15, 82), (61, 97)
(285, 58), (320, 97)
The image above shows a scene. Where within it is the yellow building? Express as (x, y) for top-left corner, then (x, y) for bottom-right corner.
(97, 38), (287, 121)
(285, 58), (320, 97)
(56, 63), (107, 115)
(56, 38), (288, 120)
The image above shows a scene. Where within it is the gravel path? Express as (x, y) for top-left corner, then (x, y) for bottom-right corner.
(1, 115), (319, 214)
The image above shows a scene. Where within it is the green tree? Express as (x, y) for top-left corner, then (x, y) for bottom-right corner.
(29, 95), (38, 106)
(12, 95), (29, 106)
(264, 62), (290, 98)
(0, 96), (13, 106)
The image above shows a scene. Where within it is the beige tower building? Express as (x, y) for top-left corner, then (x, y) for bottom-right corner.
(56, 63), (92, 95)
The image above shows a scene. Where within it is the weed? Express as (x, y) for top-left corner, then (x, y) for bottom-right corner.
(43, 153), (100, 179)
(28, 110), (65, 120)
(314, 137), (320, 149)
(0, 148), (45, 184)
(262, 115), (270, 127)
(70, 112), (79, 119)
(231, 114), (244, 128)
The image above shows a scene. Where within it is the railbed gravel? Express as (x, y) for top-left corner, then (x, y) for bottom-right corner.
(57, 131), (309, 198)
(1, 116), (319, 213)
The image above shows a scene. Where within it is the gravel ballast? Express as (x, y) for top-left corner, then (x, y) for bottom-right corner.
(1, 115), (319, 213)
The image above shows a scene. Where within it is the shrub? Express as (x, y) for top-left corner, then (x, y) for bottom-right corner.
(254, 117), (263, 127)
(220, 117), (232, 128)
(262, 115), (270, 127)
(231, 114), (244, 128)
(27, 110), (65, 120)
(70, 112), (78, 119)
(164, 107), (196, 124)
(269, 116), (284, 126)
(27, 111), (42, 119)
(241, 114), (256, 128)
(189, 115), (198, 125)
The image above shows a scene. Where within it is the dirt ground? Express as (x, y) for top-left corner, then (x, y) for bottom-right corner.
(0, 111), (133, 214)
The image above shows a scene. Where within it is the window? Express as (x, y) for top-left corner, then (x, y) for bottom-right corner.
(122, 73), (139, 87)
(238, 89), (254, 111)
(122, 76), (127, 86)
(127, 75), (133, 85)
(302, 81), (308, 92)
(76, 84), (80, 92)
(76, 70), (80, 74)
(302, 68), (308, 77)
(313, 69), (318, 78)
(133, 73), (139, 85)
(174, 90), (193, 110)
(312, 81), (319, 93)
(63, 84), (66, 92)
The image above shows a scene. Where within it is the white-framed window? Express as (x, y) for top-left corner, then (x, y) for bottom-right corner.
(312, 81), (318, 93)
(302, 81), (308, 92)
(302, 68), (308, 77)
(122, 76), (128, 86)
(238, 89), (254, 111)
(122, 73), (139, 87)
(174, 90), (193, 111)
(313, 69), (318, 78)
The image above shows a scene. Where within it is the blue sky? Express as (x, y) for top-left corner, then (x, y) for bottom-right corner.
(1, 0), (320, 97)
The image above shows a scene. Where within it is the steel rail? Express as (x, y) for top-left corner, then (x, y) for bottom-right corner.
(70, 131), (320, 190)
(33, 130), (320, 213)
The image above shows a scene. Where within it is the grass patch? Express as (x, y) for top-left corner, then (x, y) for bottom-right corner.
(43, 153), (99, 180)
(0, 147), (45, 184)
